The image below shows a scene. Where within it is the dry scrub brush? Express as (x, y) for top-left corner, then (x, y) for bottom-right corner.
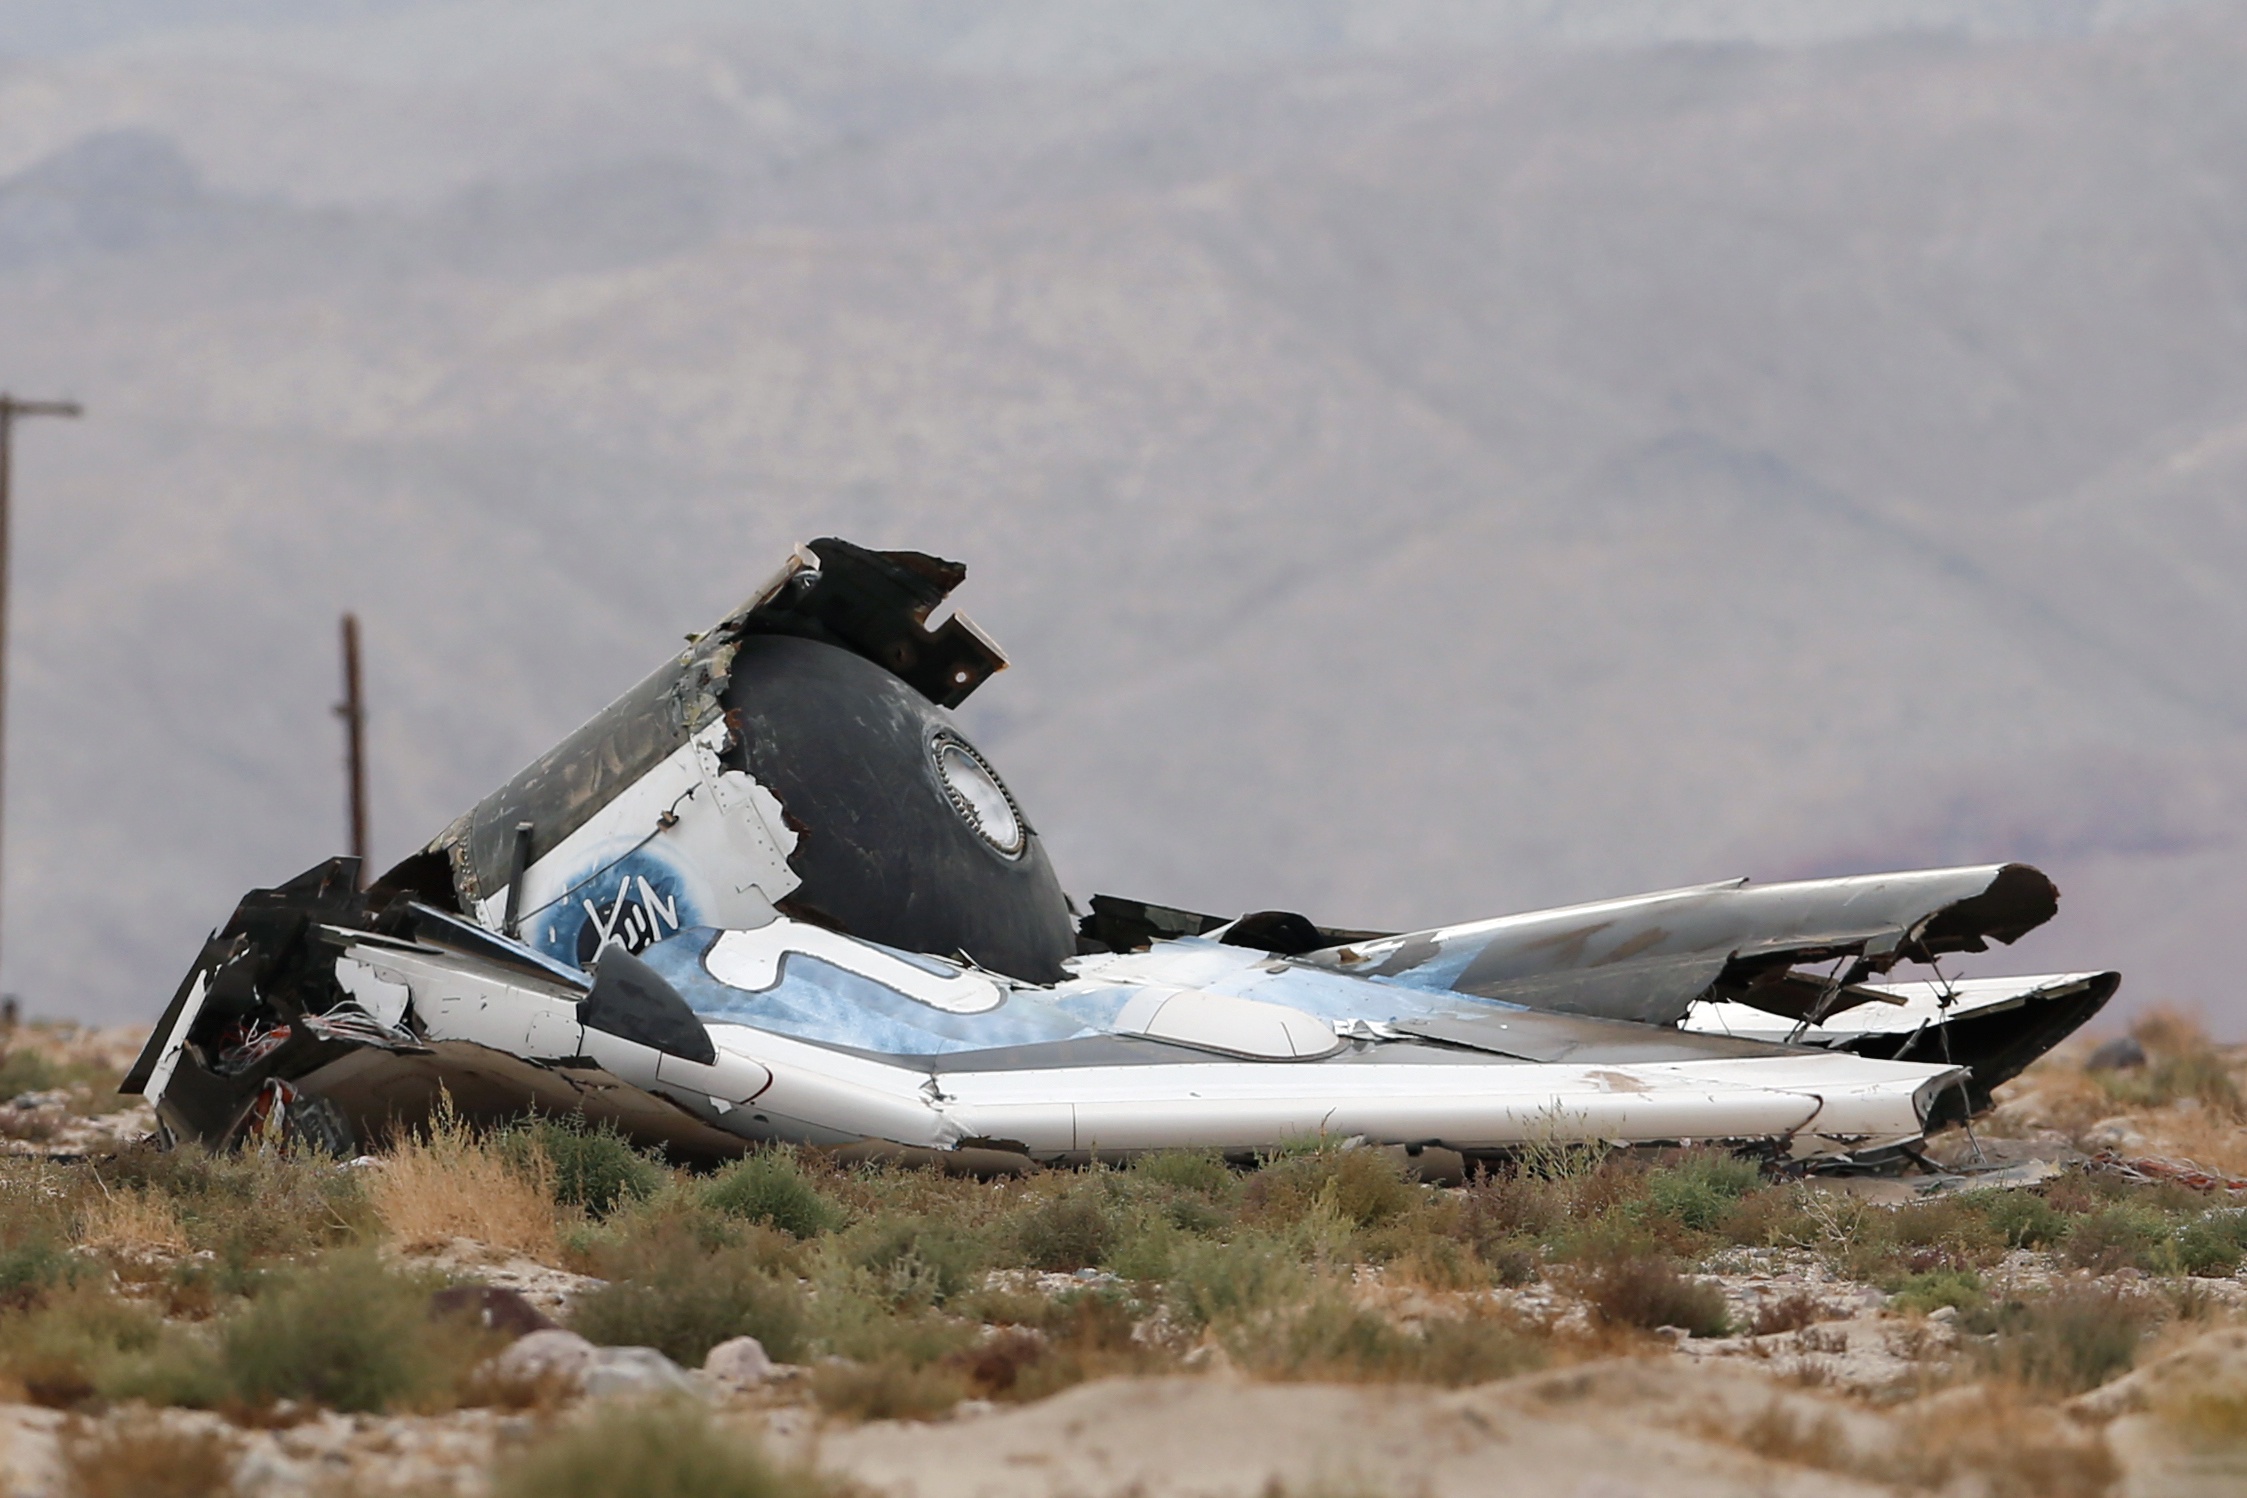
(367, 1096), (559, 1258)
(2102, 1010), (2246, 1119)
(59, 1410), (239, 1498)
(11, 1071), (2247, 1436)
(77, 1187), (189, 1257)
(1723, 1386), (2117, 1498)
(90, 1140), (372, 1272)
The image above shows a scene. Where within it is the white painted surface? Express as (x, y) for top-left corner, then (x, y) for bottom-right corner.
(654, 1047), (775, 1105)
(474, 720), (800, 958)
(143, 972), (208, 1107)
(1112, 987), (1341, 1060)
(662, 1014), (1953, 1159)
(332, 955), (411, 1029)
(359, 944), (586, 1060)
(1684, 972), (2109, 1042)
(704, 922), (1007, 1013)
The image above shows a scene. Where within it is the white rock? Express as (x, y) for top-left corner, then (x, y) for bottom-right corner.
(491, 1328), (596, 1387)
(703, 1336), (777, 1386)
(582, 1345), (704, 1400)
(2083, 1116), (2148, 1152)
(230, 1444), (312, 1498)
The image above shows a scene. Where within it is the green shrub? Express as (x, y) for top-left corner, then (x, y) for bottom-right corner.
(1164, 1195), (1229, 1235)
(95, 1140), (374, 1265)
(1973, 1190), (2070, 1249)
(838, 1215), (989, 1307)
(812, 1159), (1000, 1228)
(1458, 1167), (1564, 1247)
(807, 1356), (969, 1421)
(1553, 1205), (1661, 1270)
(570, 1236), (808, 1366)
(0, 1281), (170, 1405)
(1889, 1195), (2007, 1266)
(1246, 1147), (1417, 1230)
(1228, 1293), (1543, 1385)
(2176, 1210), (2247, 1278)
(805, 1276), (977, 1368)
(221, 1251), (493, 1411)
(1011, 1178), (1122, 1271)
(946, 1283), (1058, 1327)
(1713, 1185), (1822, 1250)
(0, 1048), (57, 1098)
(1577, 1255), (1730, 1337)
(1127, 1150), (1238, 1199)
(1163, 1231), (1312, 1330)
(1645, 1151), (1763, 1233)
(500, 1117), (663, 1217)
(96, 1332), (231, 1409)
(1888, 1268), (1987, 1316)
(0, 1237), (74, 1309)
(2064, 1203), (2178, 1274)
(492, 1398), (837, 1498)
(2101, 1052), (2243, 1117)
(1103, 1216), (1183, 1282)
(1974, 1284), (2159, 1394)
(703, 1151), (845, 1238)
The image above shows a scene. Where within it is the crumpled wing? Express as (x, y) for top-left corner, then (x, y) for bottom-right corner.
(1303, 864), (2057, 1025)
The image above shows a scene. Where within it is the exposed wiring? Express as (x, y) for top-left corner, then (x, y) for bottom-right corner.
(1927, 957), (1985, 1166)
(1785, 954), (1855, 1044)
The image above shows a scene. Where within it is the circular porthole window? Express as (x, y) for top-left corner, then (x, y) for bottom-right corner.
(933, 735), (1026, 857)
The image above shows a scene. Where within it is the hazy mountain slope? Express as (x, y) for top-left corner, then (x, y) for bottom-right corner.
(0, 4), (2243, 1025)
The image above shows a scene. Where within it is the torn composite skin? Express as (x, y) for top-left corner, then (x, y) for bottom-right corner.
(124, 540), (2114, 1170)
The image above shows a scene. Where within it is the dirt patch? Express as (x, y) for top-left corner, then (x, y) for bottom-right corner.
(800, 1367), (1884, 1498)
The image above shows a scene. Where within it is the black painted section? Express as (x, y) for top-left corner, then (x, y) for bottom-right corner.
(407, 539), (1012, 916)
(728, 634), (1075, 983)
(1846, 971), (2120, 1119)
(1221, 911), (1327, 956)
(741, 539), (1005, 709)
(131, 858), (375, 1102)
(580, 946), (716, 1064)
(1080, 895), (1228, 953)
(579, 947), (710, 1064)
(402, 903), (590, 992)
(447, 654), (696, 907)
(1080, 894), (1392, 956)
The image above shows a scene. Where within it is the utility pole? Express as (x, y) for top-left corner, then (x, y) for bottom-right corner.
(0, 395), (81, 989)
(336, 614), (369, 886)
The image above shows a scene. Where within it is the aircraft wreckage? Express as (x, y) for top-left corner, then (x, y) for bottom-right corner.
(125, 540), (2115, 1171)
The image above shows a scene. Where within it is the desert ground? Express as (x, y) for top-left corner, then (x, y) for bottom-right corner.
(0, 1018), (2243, 1497)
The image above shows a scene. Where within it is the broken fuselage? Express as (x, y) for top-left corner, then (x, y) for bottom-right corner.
(126, 541), (2113, 1170)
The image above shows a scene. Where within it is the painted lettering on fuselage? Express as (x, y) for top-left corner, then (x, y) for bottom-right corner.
(560, 859), (695, 967)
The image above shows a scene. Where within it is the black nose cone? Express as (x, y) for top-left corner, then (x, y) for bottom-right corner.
(727, 633), (1075, 983)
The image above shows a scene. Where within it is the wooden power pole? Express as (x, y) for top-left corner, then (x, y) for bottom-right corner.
(0, 395), (81, 986)
(337, 613), (369, 886)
